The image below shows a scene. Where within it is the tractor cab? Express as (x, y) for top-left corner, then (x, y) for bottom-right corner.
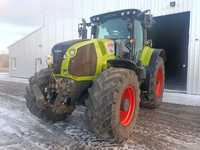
(78, 9), (153, 62)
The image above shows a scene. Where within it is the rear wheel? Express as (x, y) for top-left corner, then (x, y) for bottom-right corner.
(86, 68), (140, 142)
(141, 57), (165, 109)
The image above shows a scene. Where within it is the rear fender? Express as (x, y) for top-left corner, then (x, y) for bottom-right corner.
(148, 49), (166, 73)
(140, 46), (154, 66)
(140, 46), (166, 66)
(142, 48), (166, 91)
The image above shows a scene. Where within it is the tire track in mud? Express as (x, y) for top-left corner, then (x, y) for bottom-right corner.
(0, 83), (200, 149)
(0, 95), (129, 149)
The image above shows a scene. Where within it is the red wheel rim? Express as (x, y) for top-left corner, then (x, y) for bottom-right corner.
(155, 66), (164, 97)
(120, 85), (136, 126)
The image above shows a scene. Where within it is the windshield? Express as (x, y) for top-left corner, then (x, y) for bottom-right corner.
(97, 18), (130, 39)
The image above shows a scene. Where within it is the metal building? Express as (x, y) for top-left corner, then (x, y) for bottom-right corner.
(9, 0), (200, 95)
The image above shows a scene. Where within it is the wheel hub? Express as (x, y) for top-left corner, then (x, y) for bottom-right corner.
(119, 85), (136, 126)
(121, 99), (130, 112)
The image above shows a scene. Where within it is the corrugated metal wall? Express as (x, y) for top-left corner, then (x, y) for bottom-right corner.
(9, 0), (200, 94)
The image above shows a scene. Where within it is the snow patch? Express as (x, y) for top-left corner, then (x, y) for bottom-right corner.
(0, 73), (28, 84)
(163, 92), (200, 106)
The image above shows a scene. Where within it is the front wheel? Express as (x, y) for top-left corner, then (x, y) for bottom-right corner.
(85, 68), (140, 142)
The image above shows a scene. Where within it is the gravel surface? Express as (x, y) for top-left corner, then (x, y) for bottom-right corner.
(0, 81), (200, 150)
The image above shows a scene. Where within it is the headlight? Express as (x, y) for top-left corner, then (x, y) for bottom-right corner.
(47, 54), (53, 66)
(121, 12), (125, 16)
(69, 49), (76, 57)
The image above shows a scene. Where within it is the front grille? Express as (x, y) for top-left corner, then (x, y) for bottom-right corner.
(69, 43), (97, 76)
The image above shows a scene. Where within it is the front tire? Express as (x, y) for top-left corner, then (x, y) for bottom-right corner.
(86, 68), (140, 142)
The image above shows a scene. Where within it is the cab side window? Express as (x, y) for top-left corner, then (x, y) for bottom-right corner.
(134, 20), (144, 57)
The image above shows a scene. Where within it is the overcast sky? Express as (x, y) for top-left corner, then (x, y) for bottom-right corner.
(0, 0), (45, 54)
(0, 0), (81, 54)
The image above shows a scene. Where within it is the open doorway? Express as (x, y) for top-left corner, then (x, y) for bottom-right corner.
(149, 12), (190, 91)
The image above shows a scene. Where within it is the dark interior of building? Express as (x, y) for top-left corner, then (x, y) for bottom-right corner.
(148, 12), (190, 91)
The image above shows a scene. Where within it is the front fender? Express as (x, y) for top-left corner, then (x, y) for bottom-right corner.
(107, 59), (145, 81)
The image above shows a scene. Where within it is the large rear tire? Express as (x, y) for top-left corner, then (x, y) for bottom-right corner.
(141, 57), (165, 109)
(86, 68), (140, 142)
(25, 68), (74, 121)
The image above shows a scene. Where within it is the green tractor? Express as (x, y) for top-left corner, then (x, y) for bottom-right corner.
(25, 9), (166, 142)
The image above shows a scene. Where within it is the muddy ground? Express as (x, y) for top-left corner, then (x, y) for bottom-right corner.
(0, 81), (200, 150)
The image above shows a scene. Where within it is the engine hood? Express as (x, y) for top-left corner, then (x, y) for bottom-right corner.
(51, 39), (115, 80)
(52, 39), (88, 73)
(52, 39), (87, 55)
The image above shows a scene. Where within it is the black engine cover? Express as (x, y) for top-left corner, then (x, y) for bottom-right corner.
(52, 40), (84, 74)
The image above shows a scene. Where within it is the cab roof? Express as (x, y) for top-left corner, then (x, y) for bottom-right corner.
(90, 9), (143, 22)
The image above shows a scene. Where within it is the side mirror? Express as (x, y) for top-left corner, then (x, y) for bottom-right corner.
(78, 18), (91, 39)
(138, 10), (155, 28)
(144, 14), (154, 28)
(91, 24), (97, 38)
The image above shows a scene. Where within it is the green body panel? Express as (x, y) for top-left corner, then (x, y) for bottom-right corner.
(54, 39), (115, 81)
(140, 46), (154, 66)
(53, 39), (154, 81)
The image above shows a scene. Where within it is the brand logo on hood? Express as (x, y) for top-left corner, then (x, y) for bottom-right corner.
(54, 49), (63, 53)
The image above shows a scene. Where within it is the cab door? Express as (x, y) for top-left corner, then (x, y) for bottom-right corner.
(134, 19), (144, 60)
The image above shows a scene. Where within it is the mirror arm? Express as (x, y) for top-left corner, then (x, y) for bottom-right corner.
(78, 18), (91, 39)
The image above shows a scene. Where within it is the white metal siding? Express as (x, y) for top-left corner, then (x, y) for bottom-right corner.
(9, 0), (200, 95)
(9, 29), (46, 78)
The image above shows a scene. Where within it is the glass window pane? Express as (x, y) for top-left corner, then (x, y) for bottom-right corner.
(98, 18), (129, 39)
(134, 20), (143, 57)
